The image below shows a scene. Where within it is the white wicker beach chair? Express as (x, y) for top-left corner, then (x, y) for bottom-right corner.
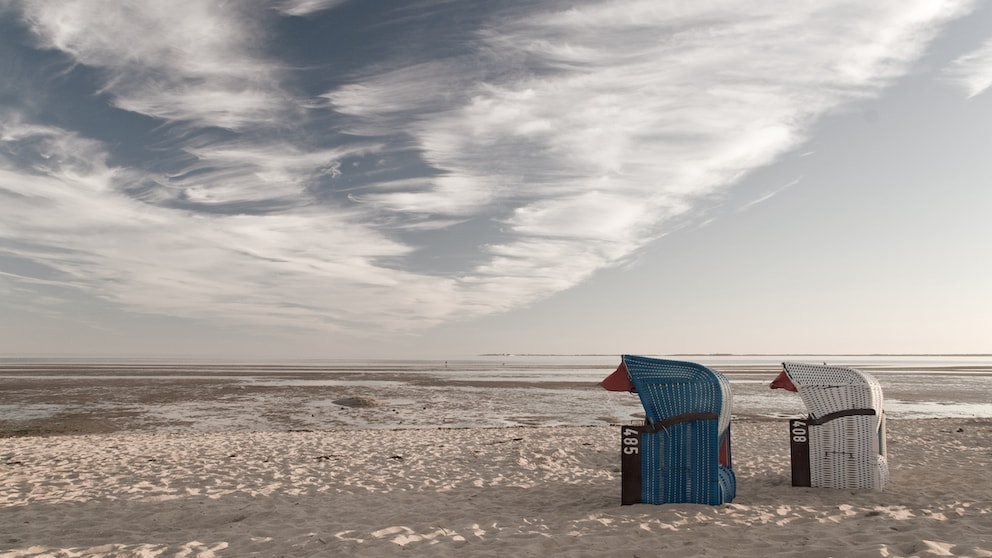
(772, 362), (888, 490)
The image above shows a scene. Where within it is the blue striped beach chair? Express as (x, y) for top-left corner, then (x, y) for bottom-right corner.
(603, 355), (736, 505)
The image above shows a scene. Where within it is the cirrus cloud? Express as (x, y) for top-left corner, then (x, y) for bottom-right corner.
(0, 0), (981, 342)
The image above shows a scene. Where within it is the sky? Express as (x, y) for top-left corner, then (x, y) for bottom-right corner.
(0, 0), (990, 360)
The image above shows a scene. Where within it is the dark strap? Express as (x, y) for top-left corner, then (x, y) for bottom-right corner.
(641, 412), (719, 434)
(808, 408), (876, 426)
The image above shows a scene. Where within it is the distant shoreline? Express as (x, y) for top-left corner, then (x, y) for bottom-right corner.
(480, 353), (992, 357)
(2, 352), (991, 365)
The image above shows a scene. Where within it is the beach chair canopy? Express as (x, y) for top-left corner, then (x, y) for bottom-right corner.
(772, 361), (884, 420)
(621, 355), (732, 433)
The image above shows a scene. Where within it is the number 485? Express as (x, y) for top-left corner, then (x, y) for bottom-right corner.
(622, 427), (639, 455)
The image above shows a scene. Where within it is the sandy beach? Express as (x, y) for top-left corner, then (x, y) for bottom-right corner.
(1, 418), (990, 557)
(2, 361), (991, 557)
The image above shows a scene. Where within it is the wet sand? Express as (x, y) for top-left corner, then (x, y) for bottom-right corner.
(2, 362), (991, 436)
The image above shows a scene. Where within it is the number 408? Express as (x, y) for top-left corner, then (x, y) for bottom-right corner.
(792, 423), (807, 443)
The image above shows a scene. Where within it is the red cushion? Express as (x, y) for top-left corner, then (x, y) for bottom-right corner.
(600, 362), (636, 392)
(770, 370), (798, 392)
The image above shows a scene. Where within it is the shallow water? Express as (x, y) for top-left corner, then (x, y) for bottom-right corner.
(0, 355), (990, 433)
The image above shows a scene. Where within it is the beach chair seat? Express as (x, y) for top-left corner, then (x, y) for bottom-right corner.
(772, 362), (888, 490)
(604, 355), (735, 505)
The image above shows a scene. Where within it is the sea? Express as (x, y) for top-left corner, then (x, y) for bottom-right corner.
(0, 354), (990, 432)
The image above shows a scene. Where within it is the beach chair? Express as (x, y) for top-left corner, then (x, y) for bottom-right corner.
(601, 355), (735, 505)
(771, 362), (888, 490)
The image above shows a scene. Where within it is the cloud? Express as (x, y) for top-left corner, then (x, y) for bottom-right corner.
(735, 179), (801, 213)
(0, 114), (459, 332)
(327, 0), (975, 292)
(945, 38), (992, 97)
(17, 0), (288, 130)
(166, 140), (378, 206)
(273, 0), (351, 17)
(0, 0), (981, 341)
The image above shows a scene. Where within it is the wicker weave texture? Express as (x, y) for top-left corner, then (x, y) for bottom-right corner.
(623, 355), (735, 505)
(783, 362), (888, 490)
